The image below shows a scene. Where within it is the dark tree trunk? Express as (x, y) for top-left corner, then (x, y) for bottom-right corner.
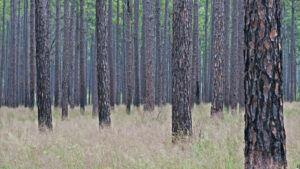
(122, 5), (126, 105)
(238, 0), (245, 108)
(244, 0), (287, 168)
(133, 0), (140, 107)
(208, 0), (214, 102)
(92, 34), (98, 117)
(29, 0), (35, 108)
(115, 0), (120, 105)
(80, 0), (86, 111)
(24, 0), (29, 107)
(107, 0), (114, 107)
(230, 0), (239, 110)
(0, 0), (5, 106)
(8, 0), (16, 107)
(223, 0), (230, 107)
(96, 0), (111, 127)
(69, 0), (75, 108)
(16, 0), (20, 106)
(162, 0), (169, 105)
(54, 0), (61, 108)
(140, 0), (145, 104)
(290, 0), (296, 102)
(125, 0), (132, 113)
(62, 0), (70, 120)
(35, 0), (52, 131)
(155, 0), (161, 106)
(203, 0), (208, 102)
(74, 13), (80, 106)
(172, 0), (192, 138)
(211, 0), (224, 116)
(192, 0), (199, 106)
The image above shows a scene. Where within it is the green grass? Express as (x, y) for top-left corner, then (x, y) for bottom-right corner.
(0, 103), (299, 169)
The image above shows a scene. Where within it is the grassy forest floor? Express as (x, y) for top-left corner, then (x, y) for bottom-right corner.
(0, 103), (299, 169)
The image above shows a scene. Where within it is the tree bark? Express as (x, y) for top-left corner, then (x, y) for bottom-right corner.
(125, 0), (132, 113)
(162, 0), (169, 105)
(143, 0), (155, 112)
(74, 13), (80, 106)
(29, 0), (35, 109)
(69, 0), (75, 108)
(62, 0), (70, 120)
(290, 0), (296, 102)
(80, 0), (86, 111)
(244, 0), (287, 168)
(192, 0), (199, 106)
(223, 0), (230, 107)
(54, 0), (61, 108)
(24, 0), (29, 107)
(133, 0), (140, 107)
(203, 0), (208, 102)
(172, 0), (192, 138)
(0, 0), (5, 106)
(108, 0), (114, 107)
(96, 0), (111, 127)
(211, 0), (224, 116)
(155, 0), (161, 106)
(115, 0), (120, 105)
(35, 0), (52, 131)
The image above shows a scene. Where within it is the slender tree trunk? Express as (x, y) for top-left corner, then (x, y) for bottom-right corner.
(92, 33), (98, 117)
(143, 0), (155, 112)
(172, 0), (192, 139)
(133, 0), (140, 107)
(107, 0), (114, 108)
(80, 0), (85, 111)
(208, 0), (214, 102)
(155, 0), (161, 106)
(238, 0), (245, 108)
(29, 0), (36, 108)
(0, 0), (5, 106)
(290, 0), (296, 102)
(211, 0), (224, 116)
(35, 0), (52, 131)
(115, 0), (120, 105)
(192, 0), (199, 106)
(23, 0), (29, 107)
(74, 13), (80, 106)
(54, 0), (61, 108)
(125, 0), (132, 113)
(230, 0), (239, 110)
(122, 5), (126, 105)
(162, 0), (169, 105)
(96, 0), (111, 127)
(62, 0), (70, 120)
(69, 0), (75, 108)
(244, 0), (287, 168)
(203, 0), (208, 102)
(16, 0), (21, 106)
(140, 0), (145, 104)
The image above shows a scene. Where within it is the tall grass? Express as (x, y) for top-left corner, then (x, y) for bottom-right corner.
(0, 103), (299, 169)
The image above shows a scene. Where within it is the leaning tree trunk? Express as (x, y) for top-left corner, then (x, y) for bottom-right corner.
(172, 0), (192, 139)
(62, 0), (70, 120)
(244, 0), (287, 168)
(35, 0), (52, 131)
(96, 0), (111, 127)
(211, 0), (224, 116)
(79, 0), (86, 111)
(143, 0), (155, 112)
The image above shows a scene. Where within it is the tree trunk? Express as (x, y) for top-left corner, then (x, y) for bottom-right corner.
(133, 0), (140, 107)
(74, 13), (80, 106)
(238, 0), (245, 108)
(143, 0), (155, 112)
(96, 0), (111, 127)
(23, 0), (29, 107)
(290, 0), (296, 102)
(211, 0), (224, 116)
(172, 0), (192, 138)
(244, 0), (287, 168)
(107, 0), (114, 107)
(62, 0), (70, 120)
(192, 0), (199, 106)
(29, 0), (35, 109)
(115, 0), (120, 105)
(80, 0), (86, 111)
(54, 0), (61, 108)
(92, 33), (98, 117)
(125, 0), (132, 113)
(0, 0), (5, 106)
(35, 0), (52, 131)
(223, 0), (230, 107)
(230, 0), (239, 110)
(162, 0), (169, 105)
(203, 0), (208, 102)
(69, 0), (75, 108)
(155, 0), (161, 106)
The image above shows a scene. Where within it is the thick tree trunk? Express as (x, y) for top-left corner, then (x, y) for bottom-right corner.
(223, 0), (230, 107)
(80, 0), (86, 111)
(211, 0), (224, 116)
(192, 0), (199, 106)
(54, 0), (61, 108)
(172, 0), (192, 138)
(35, 0), (52, 131)
(29, 0), (35, 108)
(96, 0), (111, 127)
(125, 0), (132, 113)
(244, 0), (287, 168)
(133, 0), (140, 107)
(143, 0), (155, 112)
(62, 0), (70, 120)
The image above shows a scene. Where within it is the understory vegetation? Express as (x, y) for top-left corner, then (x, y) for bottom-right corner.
(0, 103), (299, 169)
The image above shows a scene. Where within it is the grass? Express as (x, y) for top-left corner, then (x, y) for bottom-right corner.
(0, 103), (299, 169)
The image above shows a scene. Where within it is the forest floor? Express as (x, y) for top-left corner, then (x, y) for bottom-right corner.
(0, 103), (299, 169)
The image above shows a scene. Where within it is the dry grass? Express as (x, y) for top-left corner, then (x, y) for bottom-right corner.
(0, 103), (299, 169)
